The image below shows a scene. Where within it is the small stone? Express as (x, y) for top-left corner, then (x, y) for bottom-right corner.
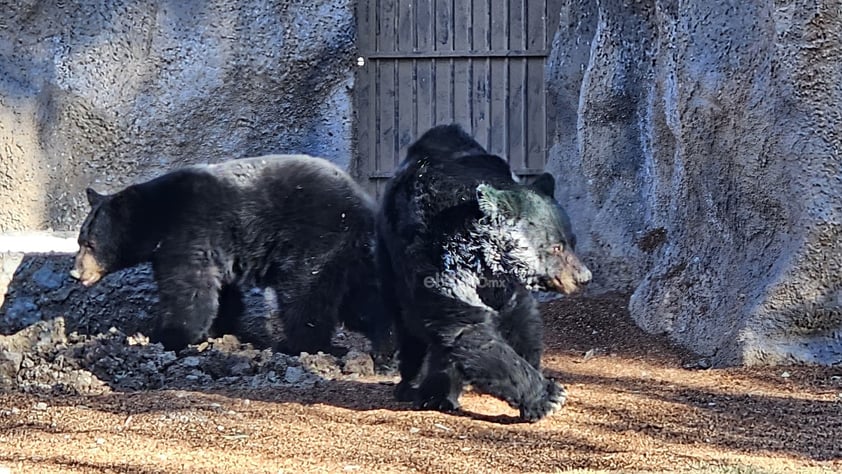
(230, 361), (254, 377)
(341, 350), (374, 376)
(781, 371), (791, 378)
(0, 350), (23, 382)
(284, 366), (304, 384)
(683, 358), (711, 370)
(33, 402), (48, 411)
(127, 333), (150, 346)
(182, 356), (202, 368)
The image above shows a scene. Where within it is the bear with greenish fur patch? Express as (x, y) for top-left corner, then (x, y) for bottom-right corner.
(375, 124), (591, 422)
(71, 155), (392, 360)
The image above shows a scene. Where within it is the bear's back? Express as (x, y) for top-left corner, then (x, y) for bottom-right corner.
(206, 155), (369, 198)
(211, 155), (375, 238)
(383, 127), (518, 235)
(192, 154), (375, 214)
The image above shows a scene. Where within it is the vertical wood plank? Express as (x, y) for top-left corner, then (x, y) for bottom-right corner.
(526, 56), (546, 170)
(397, 0), (414, 52)
(396, 0), (415, 165)
(452, 1), (471, 131)
(434, 0), (452, 51)
(525, 0), (547, 170)
(488, 58), (507, 157)
(471, 59), (490, 149)
(490, 0), (508, 51)
(377, 0), (397, 175)
(453, 0), (470, 50)
(454, 59), (471, 131)
(525, 0), (546, 51)
(506, 0), (526, 170)
(509, 0), (524, 50)
(488, 0), (508, 157)
(416, 0), (434, 134)
(546, 0), (561, 43)
(434, 59), (453, 126)
(507, 58), (526, 171)
(471, 0), (490, 148)
(434, 0), (453, 126)
(397, 60), (415, 166)
(378, 62), (397, 174)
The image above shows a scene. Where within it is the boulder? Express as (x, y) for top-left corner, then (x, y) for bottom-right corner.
(546, 0), (841, 366)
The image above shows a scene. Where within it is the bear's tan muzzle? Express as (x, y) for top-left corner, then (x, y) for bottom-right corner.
(70, 248), (106, 287)
(548, 250), (592, 295)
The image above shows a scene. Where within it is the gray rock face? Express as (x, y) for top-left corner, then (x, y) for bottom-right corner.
(546, 0), (841, 366)
(0, 0), (356, 232)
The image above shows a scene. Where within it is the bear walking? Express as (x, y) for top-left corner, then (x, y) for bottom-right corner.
(375, 124), (592, 422)
(71, 155), (390, 358)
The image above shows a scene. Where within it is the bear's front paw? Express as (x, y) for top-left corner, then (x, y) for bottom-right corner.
(414, 372), (461, 412)
(415, 395), (460, 412)
(394, 380), (417, 402)
(518, 379), (567, 422)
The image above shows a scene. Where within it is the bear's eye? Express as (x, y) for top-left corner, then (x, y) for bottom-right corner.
(85, 241), (96, 252)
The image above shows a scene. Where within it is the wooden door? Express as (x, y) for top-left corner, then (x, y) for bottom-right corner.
(354, 0), (560, 196)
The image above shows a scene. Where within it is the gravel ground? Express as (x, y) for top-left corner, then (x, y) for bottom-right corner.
(0, 293), (840, 473)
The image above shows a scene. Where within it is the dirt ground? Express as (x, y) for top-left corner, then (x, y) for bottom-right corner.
(0, 293), (840, 474)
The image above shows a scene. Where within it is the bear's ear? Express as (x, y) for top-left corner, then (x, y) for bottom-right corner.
(477, 184), (520, 220)
(85, 188), (106, 207)
(531, 172), (556, 198)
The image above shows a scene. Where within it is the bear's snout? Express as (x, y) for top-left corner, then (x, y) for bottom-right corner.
(549, 251), (592, 295)
(70, 249), (106, 287)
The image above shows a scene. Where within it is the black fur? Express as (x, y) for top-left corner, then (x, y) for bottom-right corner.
(375, 124), (591, 422)
(74, 155), (391, 358)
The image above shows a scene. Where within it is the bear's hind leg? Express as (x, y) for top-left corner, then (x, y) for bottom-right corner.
(272, 262), (348, 356)
(394, 322), (428, 402)
(209, 284), (245, 338)
(153, 255), (224, 352)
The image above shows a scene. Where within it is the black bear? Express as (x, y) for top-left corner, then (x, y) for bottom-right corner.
(71, 154), (392, 358)
(375, 124), (592, 422)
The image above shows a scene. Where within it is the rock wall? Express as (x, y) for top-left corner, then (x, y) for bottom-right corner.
(0, 0), (357, 232)
(546, 0), (841, 366)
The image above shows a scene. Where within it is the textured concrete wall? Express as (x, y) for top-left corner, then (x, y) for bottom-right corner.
(546, 0), (841, 366)
(0, 0), (357, 232)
